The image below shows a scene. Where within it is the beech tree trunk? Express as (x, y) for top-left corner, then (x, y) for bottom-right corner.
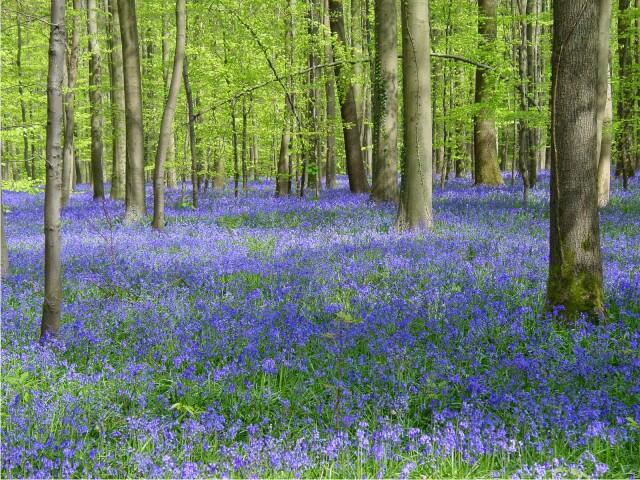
(596, 0), (612, 208)
(119, 0), (146, 221)
(371, 0), (398, 202)
(617, 0), (634, 189)
(16, 11), (31, 180)
(276, 0), (295, 196)
(88, 0), (105, 199)
(547, 0), (604, 321)
(474, 0), (503, 186)
(1, 170), (8, 278)
(328, 0), (369, 193)
(62, 0), (81, 206)
(107, 0), (126, 200)
(183, 56), (199, 208)
(397, 0), (433, 230)
(41, 0), (65, 340)
(152, 0), (186, 230)
(323, 0), (337, 189)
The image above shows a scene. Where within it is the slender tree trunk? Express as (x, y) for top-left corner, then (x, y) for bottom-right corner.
(62, 0), (81, 206)
(323, 0), (337, 189)
(241, 97), (248, 191)
(371, 0), (398, 202)
(41, 0), (65, 340)
(88, 0), (105, 199)
(328, 0), (369, 193)
(547, 0), (604, 321)
(183, 56), (199, 208)
(232, 99), (240, 198)
(162, 2), (178, 189)
(516, 0), (530, 203)
(16, 11), (31, 179)
(119, 0), (146, 221)
(152, 0), (185, 230)
(397, 0), (432, 230)
(474, 0), (503, 185)
(276, 0), (295, 196)
(106, 0), (126, 200)
(525, 0), (540, 187)
(597, 0), (612, 208)
(617, 0), (633, 189)
(251, 103), (259, 181)
(1, 169), (8, 278)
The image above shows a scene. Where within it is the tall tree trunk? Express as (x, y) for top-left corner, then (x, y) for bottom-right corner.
(16, 11), (31, 179)
(617, 0), (633, 189)
(106, 0), (126, 200)
(516, 0), (530, 203)
(88, 0), (105, 200)
(119, 0), (146, 221)
(241, 97), (248, 191)
(276, 0), (295, 196)
(328, 0), (369, 193)
(323, 0), (337, 189)
(474, 0), (503, 185)
(152, 0), (185, 230)
(183, 56), (199, 208)
(548, 0), (604, 321)
(162, 1), (178, 190)
(526, 0), (540, 187)
(596, 0), (612, 207)
(1, 170), (8, 278)
(41, 0), (65, 340)
(397, 0), (432, 230)
(62, 0), (81, 206)
(232, 99), (240, 198)
(305, 0), (321, 196)
(251, 103), (259, 181)
(371, 0), (399, 202)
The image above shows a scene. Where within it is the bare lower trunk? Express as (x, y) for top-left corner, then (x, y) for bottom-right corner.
(41, 0), (65, 340)
(474, 0), (503, 186)
(119, 0), (146, 221)
(371, 0), (399, 202)
(107, 0), (126, 200)
(323, 0), (337, 189)
(62, 0), (81, 206)
(397, 0), (432, 230)
(183, 56), (199, 208)
(152, 0), (185, 230)
(328, 0), (369, 193)
(547, 0), (604, 321)
(88, 0), (105, 200)
(596, 0), (612, 208)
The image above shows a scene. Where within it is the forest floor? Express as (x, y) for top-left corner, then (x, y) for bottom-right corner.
(2, 174), (639, 478)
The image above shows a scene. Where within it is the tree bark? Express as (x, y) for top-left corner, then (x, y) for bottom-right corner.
(276, 0), (295, 196)
(241, 97), (248, 191)
(152, 0), (185, 230)
(88, 0), (105, 199)
(62, 0), (81, 206)
(474, 0), (503, 186)
(596, 0), (612, 207)
(41, 0), (65, 340)
(397, 0), (433, 230)
(118, 0), (146, 221)
(371, 0), (399, 202)
(323, 0), (337, 189)
(183, 56), (199, 208)
(328, 0), (369, 193)
(16, 11), (31, 179)
(617, 0), (634, 189)
(547, 0), (604, 321)
(1, 169), (8, 278)
(106, 0), (127, 200)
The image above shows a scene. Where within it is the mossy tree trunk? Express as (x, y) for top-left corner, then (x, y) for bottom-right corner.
(547, 0), (605, 321)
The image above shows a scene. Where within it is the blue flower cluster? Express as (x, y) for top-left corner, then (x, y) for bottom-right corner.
(2, 175), (639, 477)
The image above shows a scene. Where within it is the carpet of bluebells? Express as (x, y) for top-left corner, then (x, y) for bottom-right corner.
(2, 174), (640, 478)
